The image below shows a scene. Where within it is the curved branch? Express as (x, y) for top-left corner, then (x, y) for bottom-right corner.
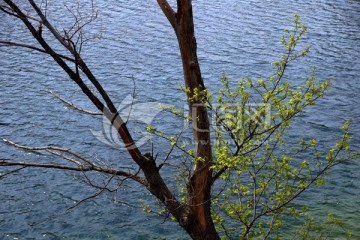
(3, 139), (94, 166)
(0, 4), (15, 16)
(0, 166), (27, 179)
(67, 172), (135, 210)
(156, 0), (177, 30)
(3, 0), (145, 166)
(2, 139), (147, 184)
(2, 1), (190, 232)
(48, 90), (102, 115)
(28, 0), (74, 54)
(0, 158), (147, 185)
(0, 41), (75, 62)
(0, 159), (88, 171)
(28, 0), (118, 114)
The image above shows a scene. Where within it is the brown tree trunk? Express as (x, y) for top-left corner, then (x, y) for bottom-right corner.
(157, 1), (219, 239)
(4, 0), (219, 238)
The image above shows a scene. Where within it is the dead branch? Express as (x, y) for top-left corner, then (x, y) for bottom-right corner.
(1, 139), (147, 185)
(67, 186), (106, 210)
(0, 166), (27, 179)
(0, 41), (75, 62)
(0, 159), (89, 171)
(64, 0), (98, 43)
(0, 3), (41, 22)
(0, 158), (146, 185)
(2, 0), (192, 231)
(69, 168), (138, 210)
(48, 90), (102, 115)
(124, 77), (137, 124)
(3, 1), (146, 164)
(28, 0), (74, 53)
(67, 174), (116, 210)
(3, 139), (94, 166)
(28, 0), (117, 114)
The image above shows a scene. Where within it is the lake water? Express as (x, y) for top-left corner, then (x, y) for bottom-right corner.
(0, 0), (359, 239)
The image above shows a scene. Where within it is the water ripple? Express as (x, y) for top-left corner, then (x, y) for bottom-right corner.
(1, 0), (359, 239)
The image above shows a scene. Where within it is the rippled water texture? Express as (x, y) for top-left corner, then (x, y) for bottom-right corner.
(0, 0), (359, 239)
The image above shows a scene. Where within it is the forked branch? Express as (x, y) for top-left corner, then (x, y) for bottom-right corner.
(1, 139), (147, 185)
(156, 0), (177, 29)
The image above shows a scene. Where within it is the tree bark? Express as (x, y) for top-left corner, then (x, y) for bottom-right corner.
(157, 1), (219, 239)
(3, 0), (219, 238)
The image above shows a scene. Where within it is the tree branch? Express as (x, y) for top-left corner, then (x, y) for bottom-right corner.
(28, 0), (74, 54)
(28, 0), (118, 114)
(3, 0), (145, 166)
(67, 174), (117, 210)
(2, 1), (200, 235)
(0, 166), (27, 179)
(0, 41), (75, 62)
(1, 139), (147, 185)
(48, 90), (102, 115)
(0, 159), (147, 185)
(156, 0), (177, 30)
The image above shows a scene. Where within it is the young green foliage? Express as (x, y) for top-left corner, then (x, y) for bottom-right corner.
(144, 14), (359, 239)
(207, 14), (359, 239)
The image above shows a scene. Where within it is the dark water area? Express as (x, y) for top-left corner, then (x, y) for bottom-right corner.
(0, 0), (359, 239)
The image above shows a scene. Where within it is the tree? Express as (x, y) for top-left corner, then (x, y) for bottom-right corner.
(0, 1), (358, 239)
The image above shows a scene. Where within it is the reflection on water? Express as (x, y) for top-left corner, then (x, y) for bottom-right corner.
(0, 0), (359, 239)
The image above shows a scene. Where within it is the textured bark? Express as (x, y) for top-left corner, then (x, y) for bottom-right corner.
(157, 1), (219, 239)
(3, 0), (220, 239)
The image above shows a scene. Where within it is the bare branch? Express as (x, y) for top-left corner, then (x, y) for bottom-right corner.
(3, 139), (94, 166)
(1, 139), (147, 184)
(0, 41), (75, 62)
(48, 90), (102, 115)
(64, 0), (98, 42)
(46, 150), (83, 167)
(0, 158), (147, 185)
(3, 1), (146, 165)
(0, 166), (27, 179)
(0, 3), (40, 23)
(67, 187), (106, 210)
(28, 0), (118, 114)
(156, 0), (177, 30)
(0, 4), (20, 18)
(0, 159), (89, 171)
(28, 0), (75, 54)
(69, 167), (140, 210)
(3, 0), (107, 112)
(67, 174), (116, 210)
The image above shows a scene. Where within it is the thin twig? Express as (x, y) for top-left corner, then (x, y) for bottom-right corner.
(0, 41), (75, 62)
(2, 139), (147, 184)
(158, 126), (187, 170)
(3, 139), (94, 165)
(48, 90), (102, 115)
(67, 174), (116, 210)
(0, 165), (27, 179)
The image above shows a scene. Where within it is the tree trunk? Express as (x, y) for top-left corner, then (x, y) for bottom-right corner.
(157, 1), (219, 239)
(3, 0), (219, 238)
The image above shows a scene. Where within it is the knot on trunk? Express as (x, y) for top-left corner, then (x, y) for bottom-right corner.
(179, 206), (192, 227)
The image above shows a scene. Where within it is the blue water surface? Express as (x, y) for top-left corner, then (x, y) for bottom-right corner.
(0, 0), (359, 239)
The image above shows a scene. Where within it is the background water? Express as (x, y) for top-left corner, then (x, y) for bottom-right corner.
(0, 0), (359, 239)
